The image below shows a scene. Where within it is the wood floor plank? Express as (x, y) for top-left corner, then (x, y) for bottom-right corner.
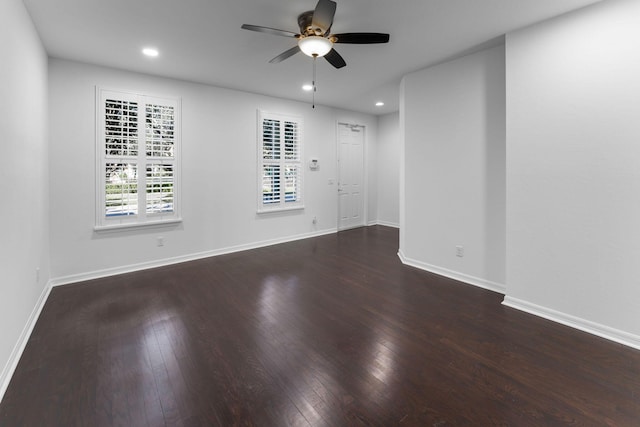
(1, 226), (640, 426)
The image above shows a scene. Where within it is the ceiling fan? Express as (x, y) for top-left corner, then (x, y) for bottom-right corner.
(241, 0), (390, 69)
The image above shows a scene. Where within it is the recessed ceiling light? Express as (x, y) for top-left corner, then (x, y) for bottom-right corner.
(142, 48), (159, 57)
(375, 101), (385, 107)
(302, 84), (314, 91)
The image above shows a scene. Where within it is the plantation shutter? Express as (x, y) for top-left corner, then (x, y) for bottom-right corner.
(258, 111), (303, 212)
(97, 88), (180, 229)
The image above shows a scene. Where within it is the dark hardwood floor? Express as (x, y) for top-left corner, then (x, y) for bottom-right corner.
(1, 226), (639, 426)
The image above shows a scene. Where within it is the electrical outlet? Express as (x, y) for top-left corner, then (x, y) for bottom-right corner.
(157, 236), (164, 247)
(312, 216), (317, 225)
(456, 245), (464, 257)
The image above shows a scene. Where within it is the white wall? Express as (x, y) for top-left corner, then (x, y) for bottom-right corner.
(367, 121), (379, 227)
(400, 45), (506, 292)
(504, 0), (640, 346)
(0, 0), (50, 399)
(375, 112), (400, 227)
(48, 59), (378, 282)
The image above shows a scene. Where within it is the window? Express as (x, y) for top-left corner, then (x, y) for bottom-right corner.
(96, 88), (181, 229)
(257, 111), (303, 212)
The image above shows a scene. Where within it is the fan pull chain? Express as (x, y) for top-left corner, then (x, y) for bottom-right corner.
(312, 55), (317, 109)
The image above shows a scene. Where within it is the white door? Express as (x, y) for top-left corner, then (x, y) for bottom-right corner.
(338, 123), (365, 230)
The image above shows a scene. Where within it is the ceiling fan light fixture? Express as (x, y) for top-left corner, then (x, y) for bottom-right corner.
(298, 36), (333, 57)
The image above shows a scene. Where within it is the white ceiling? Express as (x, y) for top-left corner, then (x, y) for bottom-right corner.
(23, 0), (600, 115)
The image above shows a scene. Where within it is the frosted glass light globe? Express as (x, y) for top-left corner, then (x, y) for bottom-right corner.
(298, 36), (333, 57)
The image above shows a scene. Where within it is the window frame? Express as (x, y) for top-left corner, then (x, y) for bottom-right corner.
(95, 87), (182, 231)
(257, 111), (304, 213)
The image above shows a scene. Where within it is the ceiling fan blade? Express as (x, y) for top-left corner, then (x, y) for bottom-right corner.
(324, 48), (346, 69)
(269, 46), (301, 64)
(332, 33), (390, 44)
(311, 0), (337, 34)
(241, 24), (299, 38)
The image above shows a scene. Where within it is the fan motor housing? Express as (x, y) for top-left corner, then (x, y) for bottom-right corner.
(298, 10), (327, 36)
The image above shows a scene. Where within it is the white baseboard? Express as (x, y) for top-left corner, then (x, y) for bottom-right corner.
(502, 296), (640, 351)
(51, 228), (338, 287)
(371, 220), (399, 229)
(396, 251), (640, 351)
(397, 250), (506, 294)
(0, 281), (53, 403)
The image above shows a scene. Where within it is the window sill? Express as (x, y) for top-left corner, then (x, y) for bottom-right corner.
(257, 205), (305, 215)
(94, 218), (182, 233)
